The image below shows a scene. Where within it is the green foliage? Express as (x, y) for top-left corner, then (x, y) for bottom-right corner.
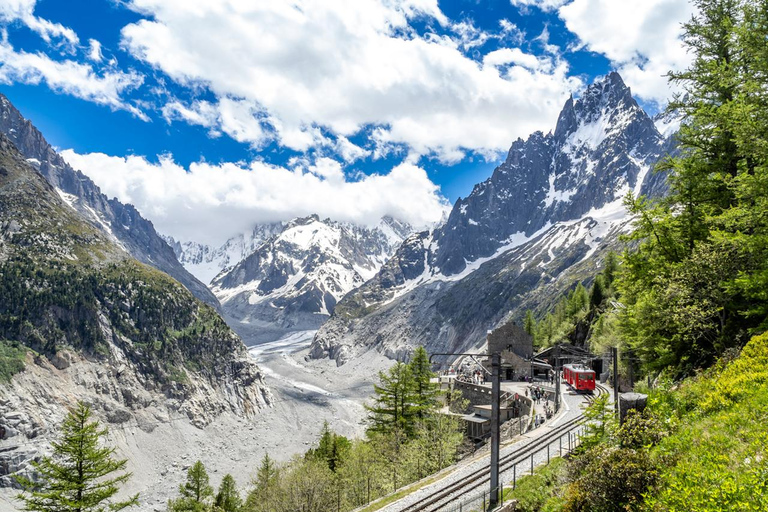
(408, 346), (440, 421)
(0, 338), (26, 382)
(531, 253), (618, 349)
(306, 421), (351, 473)
(169, 461), (213, 512)
(365, 346), (439, 437)
(366, 362), (415, 435)
(523, 310), (536, 336)
(619, 0), (768, 376)
(0, 256), (242, 390)
(244, 455), (282, 512)
(15, 401), (138, 512)
(504, 458), (567, 512)
(214, 475), (242, 512)
(564, 444), (659, 512)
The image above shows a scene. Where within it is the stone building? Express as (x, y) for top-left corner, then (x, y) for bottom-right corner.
(485, 321), (535, 380)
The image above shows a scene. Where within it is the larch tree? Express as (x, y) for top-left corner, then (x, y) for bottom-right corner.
(169, 461), (213, 512)
(15, 401), (138, 512)
(214, 474), (242, 512)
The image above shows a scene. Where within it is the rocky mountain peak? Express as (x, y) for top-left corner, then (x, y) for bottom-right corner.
(430, 72), (661, 276)
(202, 214), (413, 344)
(0, 93), (220, 308)
(310, 71), (677, 365)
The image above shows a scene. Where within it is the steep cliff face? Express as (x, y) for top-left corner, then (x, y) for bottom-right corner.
(311, 73), (676, 365)
(0, 93), (220, 309)
(208, 215), (412, 343)
(0, 134), (271, 489)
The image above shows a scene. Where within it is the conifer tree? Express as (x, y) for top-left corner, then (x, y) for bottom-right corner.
(244, 454), (281, 512)
(169, 461), (213, 512)
(366, 362), (415, 436)
(523, 310), (536, 336)
(15, 401), (138, 512)
(307, 421), (350, 472)
(407, 346), (439, 421)
(214, 475), (241, 512)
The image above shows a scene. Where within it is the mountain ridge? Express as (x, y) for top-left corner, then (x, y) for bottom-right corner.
(208, 214), (413, 344)
(310, 72), (676, 364)
(0, 93), (220, 309)
(0, 132), (271, 490)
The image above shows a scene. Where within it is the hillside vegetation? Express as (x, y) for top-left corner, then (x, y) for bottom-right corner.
(508, 330), (768, 512)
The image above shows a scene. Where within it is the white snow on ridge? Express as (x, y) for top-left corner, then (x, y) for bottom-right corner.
(543, 173), (577, 208)
(55, 188), (79, 209)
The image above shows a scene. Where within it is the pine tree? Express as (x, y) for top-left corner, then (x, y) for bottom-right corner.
(15, 401), (138, 512)
(523, 310), (536, 336)
(169, 461), (213, 512)
(307, 421), (350, 472)
(214, 475), (241, 512)
(590, 276), (605, 310)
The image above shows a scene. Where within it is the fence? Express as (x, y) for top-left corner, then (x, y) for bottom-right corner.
(438, 424), (587, 512)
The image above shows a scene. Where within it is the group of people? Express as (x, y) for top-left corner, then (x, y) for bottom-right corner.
(528, 384), (554, 429)
(527, 385), (548, 404)
(443, 362), (487, 385)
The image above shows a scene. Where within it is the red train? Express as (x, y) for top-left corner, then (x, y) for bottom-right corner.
(562, 364), (596, 392)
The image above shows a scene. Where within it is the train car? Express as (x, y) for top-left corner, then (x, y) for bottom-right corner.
(563, 364), (596, 393)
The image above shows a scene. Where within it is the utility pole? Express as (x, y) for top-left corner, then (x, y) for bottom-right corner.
(489, 352), (501, 509)
(555, 344), (561, 412)
(612, 346), (619, 416)
(429, 351), (502, 510)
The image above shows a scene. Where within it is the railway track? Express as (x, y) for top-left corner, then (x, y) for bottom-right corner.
(395, 383), (608, 512)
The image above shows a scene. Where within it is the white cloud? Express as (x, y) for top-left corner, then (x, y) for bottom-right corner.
(0, 0), (78, 45)
(483, 48), (550, 71)
(0, 40), (146, 118)
(87, 39), (103, 62)
(557, 0), (694, 105)
(510, 0), (569, 12)
(60, 150), (450, 246)
(120, 0), (583, 161)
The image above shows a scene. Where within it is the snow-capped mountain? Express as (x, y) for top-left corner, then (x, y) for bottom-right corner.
(207, 215), (412, 343)
(310, 72), (678, 364)
(164, 222), (285, 285)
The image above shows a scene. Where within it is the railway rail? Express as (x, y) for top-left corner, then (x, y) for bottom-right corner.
(395, 383), (608, 512)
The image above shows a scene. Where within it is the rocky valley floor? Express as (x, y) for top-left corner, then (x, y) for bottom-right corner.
(0, 332), (393, 512)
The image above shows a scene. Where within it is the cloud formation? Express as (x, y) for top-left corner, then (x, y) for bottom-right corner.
(120, 0), (583, 162)
(558, 0), (694, 105)
(0, 0), (78, 45)
(60, 150), (450, 246)
(0, 41), (145, 117)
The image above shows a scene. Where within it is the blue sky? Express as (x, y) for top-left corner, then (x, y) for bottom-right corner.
(0, 0), (693, 245)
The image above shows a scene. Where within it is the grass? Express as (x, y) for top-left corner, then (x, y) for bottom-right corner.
(358, 473), (445, 512)
(643, 331), (768, 511)
(0, 339), (26, 382)
(501, 458), (567, 512)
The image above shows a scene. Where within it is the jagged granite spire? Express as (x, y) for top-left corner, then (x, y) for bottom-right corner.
(431, 71), (661, 275)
